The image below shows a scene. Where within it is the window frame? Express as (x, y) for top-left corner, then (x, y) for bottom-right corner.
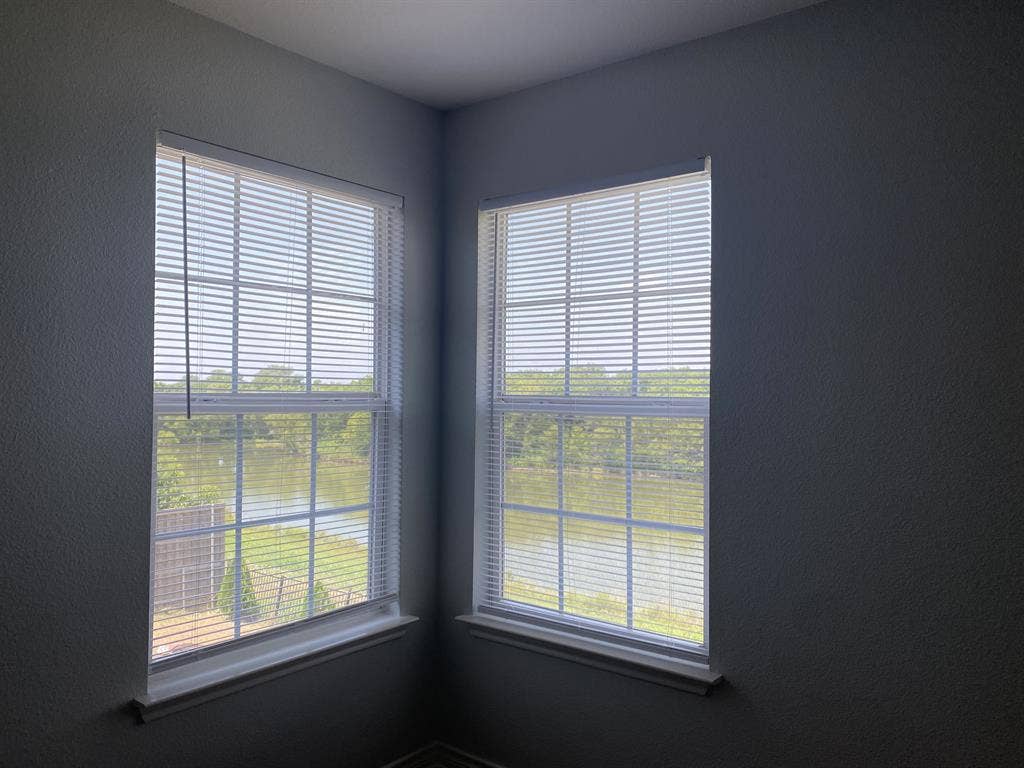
(147, 133), (405, 676)
(472, 160), (712, 666)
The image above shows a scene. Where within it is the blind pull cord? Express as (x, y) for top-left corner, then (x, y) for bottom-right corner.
(181, 155), (192, 419)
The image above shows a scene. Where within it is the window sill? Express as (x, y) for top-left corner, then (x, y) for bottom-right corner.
(135, 612), (418, 721)
(455, 613), (721, 695)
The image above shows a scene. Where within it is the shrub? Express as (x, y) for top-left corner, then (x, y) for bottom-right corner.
(216, 559), (260, 622)
(313, 581), (334, 614)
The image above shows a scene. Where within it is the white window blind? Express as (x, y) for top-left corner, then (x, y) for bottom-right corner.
(150, 137), (403, 667)
(476, 162), (711, 658)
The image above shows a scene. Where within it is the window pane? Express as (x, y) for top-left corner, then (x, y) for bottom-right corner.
(317, 411), (372, 508)
(155, 415), (237, 522)
(636, 295), (710, 397)
(502, 508), (559, 610)
(633, 528), (704, 644)
(242, 414), (312, 521)
(238, 523), (311, 636)
(151, 539), (236, 659)
(154, 280), (234, 392)
(563, 416), (626, 517)
(503, 301), (565, 395)
(155, 156), (235, 281)
(238, 287), (307, 390)
(151, 412), (380, 658)
(564, 518), (627, 625)
(569, 296), (633, 396)
(238, 177), (307, 289)
(569, 192), (634, 302)
(631, 417), (705, 527)
(503, 412), (558, 508)
(311, 194), (375, 298)
(314, 511), (370, 612)
(152, 415), (237, 661)
(506, 204), (567, 305)
(311, 294), (375, 390)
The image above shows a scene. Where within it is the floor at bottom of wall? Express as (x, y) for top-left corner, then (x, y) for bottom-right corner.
(382, 741), (505, 768)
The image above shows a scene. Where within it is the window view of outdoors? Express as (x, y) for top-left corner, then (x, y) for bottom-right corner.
(484, 171), (711, 648)
(151, 148), (392, 662)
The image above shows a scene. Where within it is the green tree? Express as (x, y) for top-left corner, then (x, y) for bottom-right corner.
(155, 427), (222, 508)
(242, 365), (308, 454)
(244, 364), (304, 392)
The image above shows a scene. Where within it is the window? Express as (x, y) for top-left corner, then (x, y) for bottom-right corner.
(475, 161), (711, 660)
(150, 135), (403, 668)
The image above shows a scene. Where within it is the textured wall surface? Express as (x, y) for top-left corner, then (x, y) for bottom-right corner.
(0, 1), (441, 766)
(439, 1), (1024, 766)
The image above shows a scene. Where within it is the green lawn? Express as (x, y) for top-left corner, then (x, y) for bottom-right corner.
(502, 467), (705, 645)
(503, 575), (704, 644)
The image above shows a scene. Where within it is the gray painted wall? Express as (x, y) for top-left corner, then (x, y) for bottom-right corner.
(0, 1), (441, 766)
(439, 1), (1024, 766)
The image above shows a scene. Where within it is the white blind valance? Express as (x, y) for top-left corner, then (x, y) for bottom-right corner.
(150, 141), (403, 666)
(476, 163), (711, 658)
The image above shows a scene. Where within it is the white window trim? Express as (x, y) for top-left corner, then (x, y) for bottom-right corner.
(142, 133), (412, 709)
(455, 613), (719, 694)
(469, 161), (719, 689)
(136, 609), (417, 721)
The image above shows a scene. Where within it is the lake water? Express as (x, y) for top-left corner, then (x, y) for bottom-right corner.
(170, 443), (372, 543)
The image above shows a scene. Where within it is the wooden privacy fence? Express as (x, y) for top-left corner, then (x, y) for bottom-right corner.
(152, 503), (367, 619)
(152, 504), (227, 613)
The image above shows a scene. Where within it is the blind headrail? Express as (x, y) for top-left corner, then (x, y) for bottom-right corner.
(157, 131), (404, 209)
(479, 156), (709, 213)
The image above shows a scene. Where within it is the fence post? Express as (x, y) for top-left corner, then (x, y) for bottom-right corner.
(274, 576), (285, 619)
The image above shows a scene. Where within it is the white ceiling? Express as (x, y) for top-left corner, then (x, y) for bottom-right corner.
(172, 0), (821, 109)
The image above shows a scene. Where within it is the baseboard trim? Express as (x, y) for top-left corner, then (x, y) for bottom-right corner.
(382, 741), (506, 768)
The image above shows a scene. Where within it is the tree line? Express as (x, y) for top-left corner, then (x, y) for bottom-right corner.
(503, 366), (707, 476)
(155, 364), (708, 511)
